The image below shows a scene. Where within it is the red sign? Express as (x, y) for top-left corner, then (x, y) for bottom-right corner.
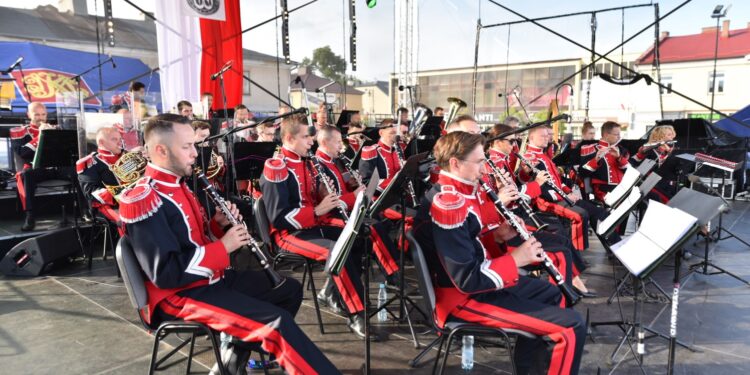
(9, 68), (102, 106)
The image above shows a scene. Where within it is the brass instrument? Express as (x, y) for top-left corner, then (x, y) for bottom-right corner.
(444, 97), (467, 127)
(202, 149), (223, 180)
(485, 157), (548, 231)
(514, 152), (575, 206)
(309, 151), (350, 220)
(105, 150), (147, 199)
(407, 103), (432, 142)
(478, 178), (581, 306)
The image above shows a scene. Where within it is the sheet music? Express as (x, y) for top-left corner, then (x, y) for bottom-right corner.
(612, 200), (697, 276)
(604, 165), (641, 207)
(597, 187), (641, 236)
(326, 191), (365, 274)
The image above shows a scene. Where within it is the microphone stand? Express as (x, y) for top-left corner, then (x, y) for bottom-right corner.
(486, 114), (570, 143)
(213, 67), (236, 198)
(512, 87), (532, 125)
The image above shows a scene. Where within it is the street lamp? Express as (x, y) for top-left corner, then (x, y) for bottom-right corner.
(709, 4), (730, 123)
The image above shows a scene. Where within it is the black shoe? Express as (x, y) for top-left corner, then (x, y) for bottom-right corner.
(316, 278), (344, 315)
(21, 211), (35, 232)
(573, 286), (598, 298)
(348, 314), (380, 341)
(385, 271), (402, 288)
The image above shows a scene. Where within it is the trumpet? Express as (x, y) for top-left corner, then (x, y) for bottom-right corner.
(309, 151), (349, 220)
(485, 158), (548, 231)
(478, 178), (580, 306)
(195, 171), (286, 288)
(444, 97), (467, 127)
(105, 150), (147, 199)
(514, 152), (575, 206)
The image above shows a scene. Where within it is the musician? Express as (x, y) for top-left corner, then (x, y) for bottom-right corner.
(260, 114), (371, 338)
(221, 104), (255, 142)
(113, 107), (141, 151)
(502, 116), (522, 170)
(76, 127), (124, 228)
(190, 121), (224, 216)
(314, 125), (400, 281)
(413, 132), (585, 374)
(396, 107), (409, 125)
(120, 114), (337, 374)
(256, 121), (277, 143)
(631, 125), (679, 202)
(445, 115), (481, 134)
(433, 106), (444, 117)
(315, 103), (329, 130)
(359, 119), (405, 194)
(11, 102), (76, 231)
(200, 92), (215, 119)
(177, 100), (194, 120)
(346, 122), (365, 154)
(581, 121), (596, 141)
(579, 121), (631, 202)
(520, 126), (612, 250)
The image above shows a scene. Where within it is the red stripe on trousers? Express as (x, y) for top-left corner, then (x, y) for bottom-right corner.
(539, 202), (585, 251)
(370, 225), (398, 275)
(332, 268), (364, 314)
(159, 295), (317, 375)
(274, 233), (329, 262)
(453, 299), (576, 375)
(548, 252), (567, 308)
(15, 172), (26, 211)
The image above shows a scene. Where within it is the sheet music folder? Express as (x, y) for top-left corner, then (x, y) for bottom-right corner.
(611, 200), (698, 279)
(597, 173), (661, 237)
(32, 129), (78, 169)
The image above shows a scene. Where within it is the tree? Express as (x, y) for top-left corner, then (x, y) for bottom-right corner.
(301, 46), (347, 82)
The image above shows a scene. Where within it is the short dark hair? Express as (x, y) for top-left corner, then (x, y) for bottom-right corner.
(128, 81), (145, 92)
(201, 92), (213, 98)
(192, 120), (211, 131)
(144, 113), (190, 142)
(487, 123), (514, 140)
(280, 114), (308, 140)
(434, 106), (444, 112)
(397, 107), (408, 113)
(110, 104), (124, 113)
(582, 121), (594, 132)
(433, 132), (485, 170)
(235, 104), (248, 111)
(601, 121), (620, 136)
(177, 100), (192, 111)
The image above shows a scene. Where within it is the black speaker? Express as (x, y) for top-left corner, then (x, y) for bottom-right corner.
(0, 228), (81, 277)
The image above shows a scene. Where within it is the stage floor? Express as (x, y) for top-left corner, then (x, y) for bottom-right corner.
(2, 202), (750, 374)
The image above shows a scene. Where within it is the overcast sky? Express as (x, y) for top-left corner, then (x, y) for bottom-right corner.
(15, 0), (750, 82)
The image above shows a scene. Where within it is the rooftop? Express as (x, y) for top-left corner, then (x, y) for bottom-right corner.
(638, 20), (750, 64)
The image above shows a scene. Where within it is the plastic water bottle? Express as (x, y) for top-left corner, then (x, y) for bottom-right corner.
(461, 335), (474, 371)
(220, 332), (231, 351)
(377, 283), (388, 322)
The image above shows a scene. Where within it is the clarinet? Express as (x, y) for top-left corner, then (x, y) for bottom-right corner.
(196, 172), (286, 288)
(339, 153), (364, 187)
(514, 152), (575, 206)
(478, 178), (581, 306)
(485, 158), (548, 231)
(394, 135), (418, 207)
(309, 151), (349, 220)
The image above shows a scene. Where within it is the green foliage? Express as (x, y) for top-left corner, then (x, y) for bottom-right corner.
(302, 46), (347, 83)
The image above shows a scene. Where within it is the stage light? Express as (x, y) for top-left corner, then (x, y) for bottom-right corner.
(281, 0), (290, 64)
(365, 0), (376, 9)
(104, 0), (115, 47)
(350, 0), (357, 71)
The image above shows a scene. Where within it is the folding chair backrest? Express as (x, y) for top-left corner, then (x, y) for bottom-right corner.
(115, 236), (149, 311)
(253, 197), (273, 245)
(406, 231), (436, 318)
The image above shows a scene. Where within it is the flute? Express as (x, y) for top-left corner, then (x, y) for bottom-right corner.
(478, 178), (581, 306)
(196, 172), (286, 288)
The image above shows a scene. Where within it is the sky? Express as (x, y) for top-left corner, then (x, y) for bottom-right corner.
(13, 0), (750, 82)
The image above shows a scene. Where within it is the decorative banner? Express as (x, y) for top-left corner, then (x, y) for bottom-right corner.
(182, 0), (226, 21)
(8, 68), (101, 106)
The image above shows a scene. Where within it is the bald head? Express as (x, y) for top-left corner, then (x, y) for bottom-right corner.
(527, 126), (551, 148)
(27, 102), (47, 126)
(96, 126), (123, 155)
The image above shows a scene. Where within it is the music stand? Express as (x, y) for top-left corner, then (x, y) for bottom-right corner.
(336, 110), (359, 131)
(32, 130), (79, 169)
(232, 142), (277, 232)
(593, 200), (699, 372)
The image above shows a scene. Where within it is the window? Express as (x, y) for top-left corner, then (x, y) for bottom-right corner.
(660, 75), (673, 94)
(708, 72), (724, 94)
(243, 70), (251, 95)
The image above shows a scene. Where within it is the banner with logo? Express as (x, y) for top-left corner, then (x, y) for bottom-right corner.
(0, 42), (160, 113)
(155, 0), (242, 114)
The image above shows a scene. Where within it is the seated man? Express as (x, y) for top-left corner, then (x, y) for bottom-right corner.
(260, 114), (370, 338)
(579, 121), (630, 202)
(121, 114), (337, 374)
(413, 132), (585, 374)
(11, 102), (75, 231)
(76, 126), (125, 230)
(359, 119), (405, 195)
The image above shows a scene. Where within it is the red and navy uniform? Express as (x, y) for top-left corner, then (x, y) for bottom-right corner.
(580, 140), (631, 202)
(76, 149), (123, 226)
(260, 147), (366, 316)
(413, 172), (585, 375)
(314, 149), (400, 276)
(11, 124), (76, 212)
(488, 149), (542, 202)
(346, 137), (362, 154)
(121, 163), (337, 375)
(359, 140), (405, 194)
(631, 147), (677, 203)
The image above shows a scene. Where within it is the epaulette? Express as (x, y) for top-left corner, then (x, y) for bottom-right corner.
(118, 177), (162, 223)
(75, 153), (96, 174)
(580, 144), (596, 156)
(263, 157), (288, 183)
(430, 185), (469, 229)
(361, 144), (378, 160)
(9, 126), (27, 140)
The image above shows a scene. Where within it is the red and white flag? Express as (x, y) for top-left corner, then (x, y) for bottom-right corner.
(154, 0), (243, 114)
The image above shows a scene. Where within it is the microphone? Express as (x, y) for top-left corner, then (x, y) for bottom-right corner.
(108, 54), (117, 68)
(6, 56), (23, 73)
(687, 174), (702, 185)
(210, 60), (233, 80)
(398, 85), (413, 91)
(314, 81), (336, 93)
(294, 76), (302, 84)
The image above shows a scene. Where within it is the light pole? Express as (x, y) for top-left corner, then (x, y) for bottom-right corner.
(709, 4), (729, 123)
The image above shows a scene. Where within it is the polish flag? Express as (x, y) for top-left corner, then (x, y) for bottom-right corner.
(154, 0), (243, 114)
